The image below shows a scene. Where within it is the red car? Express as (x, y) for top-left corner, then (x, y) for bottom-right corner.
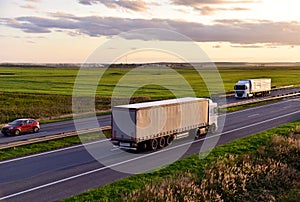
(1, 118), (40, 136)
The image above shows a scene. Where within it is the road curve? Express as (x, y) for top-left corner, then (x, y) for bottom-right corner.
(0, 98), (300, 201)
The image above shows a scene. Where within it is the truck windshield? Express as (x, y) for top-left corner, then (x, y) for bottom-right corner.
(234, 85), (246, 90)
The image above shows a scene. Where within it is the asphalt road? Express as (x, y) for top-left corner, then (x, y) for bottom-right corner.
(0, 98), (299, 201)
(0, 115), (111, 144)
(1, 87), (299, 145)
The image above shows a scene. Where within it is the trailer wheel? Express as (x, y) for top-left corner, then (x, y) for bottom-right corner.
(195, 128), (208, 139)
(159, 137), (165, 148)
(165, 135), (172, 146)
(194, 129), (201, 140)
(150, 139), (158, 151)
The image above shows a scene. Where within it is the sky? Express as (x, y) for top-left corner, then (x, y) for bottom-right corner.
(0, 0), (300, 63)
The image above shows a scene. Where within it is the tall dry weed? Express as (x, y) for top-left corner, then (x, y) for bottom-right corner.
(123, 127), (300, 202)
(265, 134), (300, 170)
(123, 172), (201, 202)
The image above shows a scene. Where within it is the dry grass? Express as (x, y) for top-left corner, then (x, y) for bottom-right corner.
(122, 129), (300, 202)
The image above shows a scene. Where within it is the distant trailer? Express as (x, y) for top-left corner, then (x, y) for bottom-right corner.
(111, 97), (218, 151)
(234, 78), (271, 98)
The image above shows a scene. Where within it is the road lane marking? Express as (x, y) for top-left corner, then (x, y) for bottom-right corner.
(248, 113), (259, 118)
(282, 105), (291, 109)
(0, 139), (110, 165)
(1, 109), (300, 201)
(110, 146), (120, 151)
(225, 98), (299, 115)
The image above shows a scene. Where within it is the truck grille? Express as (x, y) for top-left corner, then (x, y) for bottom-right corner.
(236, 92), (244, 97)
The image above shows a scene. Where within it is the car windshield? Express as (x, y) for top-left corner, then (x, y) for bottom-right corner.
(9, 120), (23, 126)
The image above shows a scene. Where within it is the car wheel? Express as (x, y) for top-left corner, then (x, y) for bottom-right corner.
(14, 129), (20, 136)
(33, 127), (39, 133)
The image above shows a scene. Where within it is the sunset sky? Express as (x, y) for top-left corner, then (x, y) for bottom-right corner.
(1, 0), (300, 63)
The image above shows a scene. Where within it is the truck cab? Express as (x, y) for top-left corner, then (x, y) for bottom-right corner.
(209, 100), (218, 133)
(234, 78), (271, 98)
(234, 80), (251, 98)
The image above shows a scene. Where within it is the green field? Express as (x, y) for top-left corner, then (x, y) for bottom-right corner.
(1, 65), (299, 96)
(0, 65), (299, 123)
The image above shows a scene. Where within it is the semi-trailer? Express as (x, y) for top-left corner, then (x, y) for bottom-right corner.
(111, 97), (218, 151)
(234, 78), (271, 98)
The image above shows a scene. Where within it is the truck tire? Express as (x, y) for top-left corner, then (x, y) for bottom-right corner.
(195, 128), (207, 139)
(159, 137), (165, 148)
(138, 142), (147, 151)
(150, 139), (158, 151)
(194, 129), (201, 139)
(165, 135), (172, 146)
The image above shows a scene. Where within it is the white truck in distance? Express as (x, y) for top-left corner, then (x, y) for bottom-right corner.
(111, 97), (218, 151)
(234, 78), (271, 98)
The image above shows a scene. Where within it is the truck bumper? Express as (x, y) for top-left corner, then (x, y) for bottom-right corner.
(111, 139), (138, 150)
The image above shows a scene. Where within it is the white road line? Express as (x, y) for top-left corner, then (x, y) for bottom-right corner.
(1, 109), (300, 201)
(282, 106), (291, 109)
(0, 139), (109, 165)
(217, 110), (299, 136)
(225, 98), (298, 115)
(248, 113), (259, 118)
(110, 147), (120, 151)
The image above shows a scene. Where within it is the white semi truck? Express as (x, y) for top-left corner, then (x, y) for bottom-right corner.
(111, 97), (218, 151)
(234, 78), (271, 98)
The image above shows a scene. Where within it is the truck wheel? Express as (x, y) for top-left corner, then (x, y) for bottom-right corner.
(165, 135), (172, 146)
(195, 128), (206, 139)
(138, 142), (147, 151)
(150, 139), (158, 151)
(14, 129), (20, 136)
(159, 137), (165, 148)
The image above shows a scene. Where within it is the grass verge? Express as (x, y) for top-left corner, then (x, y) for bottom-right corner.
(62, 120), (300, 202)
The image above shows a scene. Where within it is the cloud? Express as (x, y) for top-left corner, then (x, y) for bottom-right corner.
(213, 44), (222, 48)
(193, 6), (250, 15)
(172, 0), (257, 15)
(78, 0), (147, 12)
(231, 44), (264, 48)
(20, 4), (36, 9)
(2, 15), (300, 46)
(25, 0), (42, 2)
(171, 0), (259, 6)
